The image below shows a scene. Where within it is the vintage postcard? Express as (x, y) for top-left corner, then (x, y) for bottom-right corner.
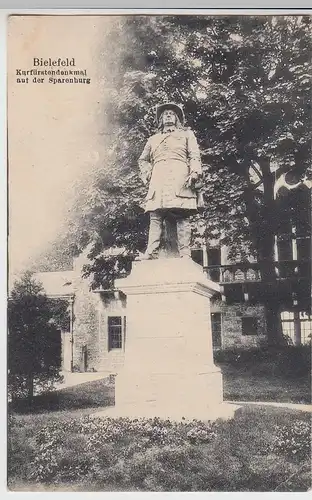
(7, 13), (311, 492)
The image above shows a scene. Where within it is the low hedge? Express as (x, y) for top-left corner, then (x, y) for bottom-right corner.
(214, 345), (311, 378)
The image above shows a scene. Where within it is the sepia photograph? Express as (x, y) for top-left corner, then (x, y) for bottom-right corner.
(7, 12), (312, 492)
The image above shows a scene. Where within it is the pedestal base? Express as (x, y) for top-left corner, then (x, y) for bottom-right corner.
(113, 258), (239, 422)
(113, 367), (239, 421)
(94, 402), (240, 422)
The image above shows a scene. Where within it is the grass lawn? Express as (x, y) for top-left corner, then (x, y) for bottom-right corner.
(7, 365), (311, 492)
(10, 378), (115, 414)
(8, 404), (311, 492)
(215, 345), (311, 404)
(10, 360), (310, 417)
(220, 364), (311, 404)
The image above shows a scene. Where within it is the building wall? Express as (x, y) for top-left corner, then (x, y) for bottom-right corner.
(72, 288), (126, 372)
(71, 248), (102, 371)
(71, 282), (268, 372)
(97, 293), (126, 373)
(61, 330), (72, 371)
(72, 275), (100, 371)
(211, 299), (267, 349)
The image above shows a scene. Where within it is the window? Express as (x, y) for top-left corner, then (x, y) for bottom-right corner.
(281, 311), (312, 345)
(108, 316), (123, 350)
(281, 311), (294, 321)
(208, 248), (221, 282)
(242, 316), (258, 336)
(300, 314), (312, 344)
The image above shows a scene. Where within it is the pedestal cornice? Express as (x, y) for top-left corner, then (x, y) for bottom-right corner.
(115, 257), (220, 298)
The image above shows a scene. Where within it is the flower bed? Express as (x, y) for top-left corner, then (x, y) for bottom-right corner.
(8, 406), (311, 492)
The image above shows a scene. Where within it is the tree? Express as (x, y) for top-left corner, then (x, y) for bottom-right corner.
(184, 15), (312, 344)
(8, 271), (67, 404)
(37, 15), (312, 344)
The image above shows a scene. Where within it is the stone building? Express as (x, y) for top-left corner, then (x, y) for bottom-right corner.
(36, 179), (311, 373)
(36, 254), (269, 374)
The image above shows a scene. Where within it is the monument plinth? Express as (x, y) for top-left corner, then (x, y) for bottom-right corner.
(113, 257), (238, 421)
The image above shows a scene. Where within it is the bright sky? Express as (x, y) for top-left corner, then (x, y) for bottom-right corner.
(8, 15), (113, 278)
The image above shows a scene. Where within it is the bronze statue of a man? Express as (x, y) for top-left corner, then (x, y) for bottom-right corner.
(138, 102), (202, 259)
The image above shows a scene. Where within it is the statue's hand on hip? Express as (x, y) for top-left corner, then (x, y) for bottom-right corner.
(140, 172), (152, 186)
(185, 172), (199, 189)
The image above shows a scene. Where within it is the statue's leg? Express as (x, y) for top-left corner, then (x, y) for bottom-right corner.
(163, 213), (179, 257)
(176, 216), (192, 257)
(146, 210), (163, 257)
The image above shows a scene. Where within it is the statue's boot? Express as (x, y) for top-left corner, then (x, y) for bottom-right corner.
(135, 252), (157, 261)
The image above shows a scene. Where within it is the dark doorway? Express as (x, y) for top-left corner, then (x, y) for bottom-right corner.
(208, 248), (221, 282)
(211, 312), (222, 349)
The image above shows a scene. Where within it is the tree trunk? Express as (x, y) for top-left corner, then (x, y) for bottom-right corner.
(264, 300), (286, 347)
(257, 158), (287, 346)
(26, 373), (34, 405)
(293, 310), (302, 346)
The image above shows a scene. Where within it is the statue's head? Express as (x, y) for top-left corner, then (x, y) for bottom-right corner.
(156, 102), (185, 130)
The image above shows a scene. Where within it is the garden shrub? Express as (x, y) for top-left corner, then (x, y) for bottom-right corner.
(271, 421), (311, 461)
(274, 345), (311, 378)
(214, 345), (311, 379)
(22, 416), (219, 485)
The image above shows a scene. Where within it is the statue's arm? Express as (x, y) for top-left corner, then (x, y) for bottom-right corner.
(187, 129), (202, 177)
(138, 138), (153, 185)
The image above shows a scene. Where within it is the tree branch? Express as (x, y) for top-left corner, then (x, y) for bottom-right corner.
(250, 162), (263, 180)
(275, 164), (292, 179)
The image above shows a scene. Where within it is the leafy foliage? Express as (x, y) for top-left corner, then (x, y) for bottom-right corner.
(8, 271), (67, 402)
(214, 345), (311, 379)
(60, 15), (311, 285)
(271, 421), (311, 461)
(30, 16), (311, 344)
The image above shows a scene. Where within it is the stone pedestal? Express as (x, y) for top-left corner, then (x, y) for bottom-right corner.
(113, 257), (238, 421)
